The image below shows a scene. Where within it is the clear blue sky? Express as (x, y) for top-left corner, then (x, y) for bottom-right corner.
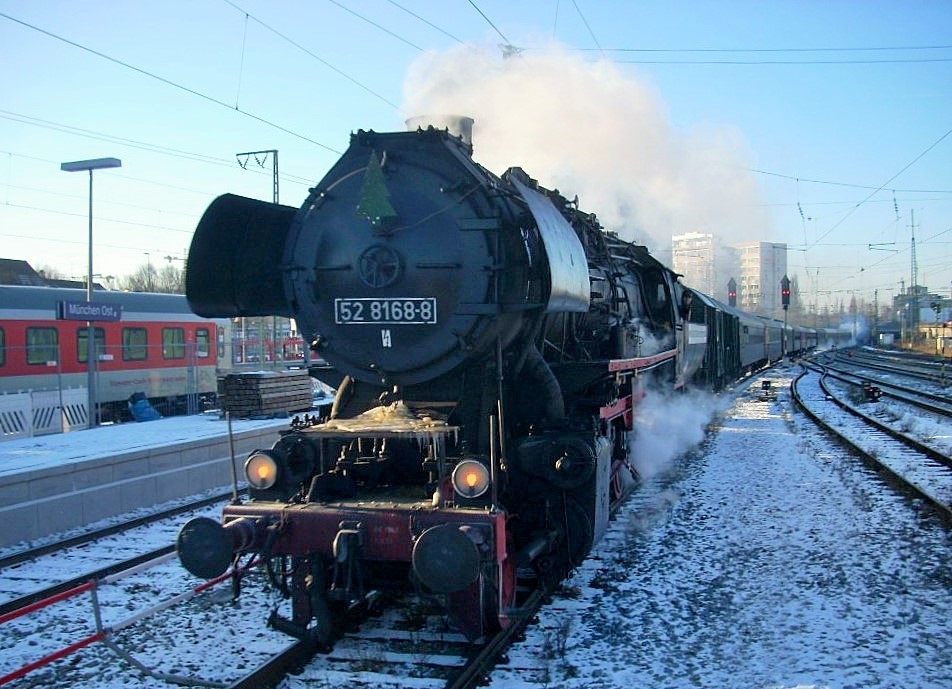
(1, 0), (949, 312)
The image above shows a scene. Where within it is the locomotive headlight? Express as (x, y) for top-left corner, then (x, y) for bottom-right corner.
(451, 460), (490, 498)
(245, 451), (279, 490)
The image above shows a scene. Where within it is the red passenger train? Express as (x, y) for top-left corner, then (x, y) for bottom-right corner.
(0, 285), (225, 420)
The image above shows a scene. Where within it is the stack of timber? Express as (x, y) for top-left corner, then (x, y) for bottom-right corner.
(219, 370), (313, 418)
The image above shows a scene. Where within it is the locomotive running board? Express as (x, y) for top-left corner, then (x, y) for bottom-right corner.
(608, 348), (678, 373)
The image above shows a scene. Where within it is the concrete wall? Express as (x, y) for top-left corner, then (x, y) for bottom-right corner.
(0, 425), (282, 549)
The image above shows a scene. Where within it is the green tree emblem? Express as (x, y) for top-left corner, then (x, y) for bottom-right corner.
(356, 150), (397, 229)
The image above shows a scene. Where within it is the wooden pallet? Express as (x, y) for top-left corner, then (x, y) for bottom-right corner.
(219, 370), (314, 417)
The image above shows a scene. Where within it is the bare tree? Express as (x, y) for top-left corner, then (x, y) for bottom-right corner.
(119, 262), (185, 293)
(156, 264), (185, 293)
(120, 263), (158, 292)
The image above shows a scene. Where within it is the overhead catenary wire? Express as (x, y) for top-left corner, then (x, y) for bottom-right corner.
(234, 11), (249, 109)
(751, 167), (952, 195)
(221, 0), (404, 111)
(808, 127), (952, 250)
(467, 0), (512, 46)
(2, 203), (193, 234)
(571, 0), (603, 55)
(613, 56), (952, 65)
(386, 0), (463, 44)
(591, 42), (952, 65)
(0, 10), (342, 154)
(324, 0), (424, 52)
(583, 43), (952, 53)
(3, 182), (197, 219)
(0, 112), (316, 186)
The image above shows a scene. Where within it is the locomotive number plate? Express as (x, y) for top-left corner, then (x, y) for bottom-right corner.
(334, 297), (437, 324)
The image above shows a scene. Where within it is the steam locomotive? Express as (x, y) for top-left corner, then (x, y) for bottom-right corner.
(176, 118), (819, 645)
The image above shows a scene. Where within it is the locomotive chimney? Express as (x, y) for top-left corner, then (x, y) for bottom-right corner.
(406, 115), (474, 149)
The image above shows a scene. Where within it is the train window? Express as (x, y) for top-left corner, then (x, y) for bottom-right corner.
(641, 268), (672, 326)
(77, 327), (106, 363)
(26, 327), (58, 365)
(217, 326), (225, 360)
(122, 327), (148, 361)
(162, 327), (186, 359)
(196, 328), (210, 358)
(0, 327), (5, 366)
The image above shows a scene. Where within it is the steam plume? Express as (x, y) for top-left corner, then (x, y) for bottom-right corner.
(402, 42), (770, 252)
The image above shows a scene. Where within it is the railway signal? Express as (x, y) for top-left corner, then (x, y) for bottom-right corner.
(781, 275), (791, 311)
(728, 278), (737, 307)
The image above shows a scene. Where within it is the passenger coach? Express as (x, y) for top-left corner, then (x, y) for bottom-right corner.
(0, 285), (224, 420)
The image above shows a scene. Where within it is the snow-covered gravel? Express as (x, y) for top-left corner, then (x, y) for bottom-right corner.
(825, 377), (952, 459)
(3, 558), (293, 688)
(490, 369), (952, 689)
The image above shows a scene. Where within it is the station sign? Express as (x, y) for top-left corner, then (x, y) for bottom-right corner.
(57, 300), (123, 322)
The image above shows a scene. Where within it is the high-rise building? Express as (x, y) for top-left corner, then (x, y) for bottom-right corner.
(737, 242), (787, 317)
(672, 232), (716, 296)
(671, 233), (740, 303)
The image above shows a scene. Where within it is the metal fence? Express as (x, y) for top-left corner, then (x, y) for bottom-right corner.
(1, 341), (212, 436)
(0, 388), (89, 441)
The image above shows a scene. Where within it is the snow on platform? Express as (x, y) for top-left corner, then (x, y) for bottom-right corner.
(0, 413), (292, 548)
(0, 413), (290, 474)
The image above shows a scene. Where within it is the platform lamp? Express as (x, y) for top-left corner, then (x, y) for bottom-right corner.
(60, 157), (122, 428)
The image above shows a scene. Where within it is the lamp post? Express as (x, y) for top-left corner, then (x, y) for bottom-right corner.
(60, 157), (122, 427)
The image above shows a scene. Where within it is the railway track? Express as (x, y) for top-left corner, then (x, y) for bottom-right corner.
(0, 490), (236, 617)
(830, 349), (952, 387)
(1, 486), (554, 689)
(227, 588), (547, 689)
(219, 375), (759, 689)
(819, 359), (952, 416)
(0, 368), (779, 688)
(792, 365), (952, 520)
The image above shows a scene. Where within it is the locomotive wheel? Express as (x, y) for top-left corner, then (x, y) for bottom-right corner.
(558, 495), (594, 570)
(611, 462), (625, 502)
(526, 494), (594, 583)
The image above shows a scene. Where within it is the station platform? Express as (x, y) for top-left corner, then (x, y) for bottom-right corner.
(0, 413), (294, 549)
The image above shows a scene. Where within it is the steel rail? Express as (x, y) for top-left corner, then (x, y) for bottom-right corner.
(802, 363), (952, 469)
(0, 489), (238, 570)
(819, 361), (952, 414)
(0, 545), (174, 618)
(791, 366), (952, 522)
(445, 588), (546, 689)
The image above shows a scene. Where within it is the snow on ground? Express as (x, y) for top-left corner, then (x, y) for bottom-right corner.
(3, 555), (293, 688)
(490, 368), (952, 689)
(3, 365), (950, 688)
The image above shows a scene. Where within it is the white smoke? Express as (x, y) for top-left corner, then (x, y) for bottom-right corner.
(630, 388), (725, 479)
(402, 42), (770, 252)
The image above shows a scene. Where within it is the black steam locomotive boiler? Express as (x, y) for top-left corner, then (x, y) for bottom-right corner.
(176, 117), (695, 644)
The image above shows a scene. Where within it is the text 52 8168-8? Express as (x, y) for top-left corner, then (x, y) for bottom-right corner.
(334, 297), (437, 325)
